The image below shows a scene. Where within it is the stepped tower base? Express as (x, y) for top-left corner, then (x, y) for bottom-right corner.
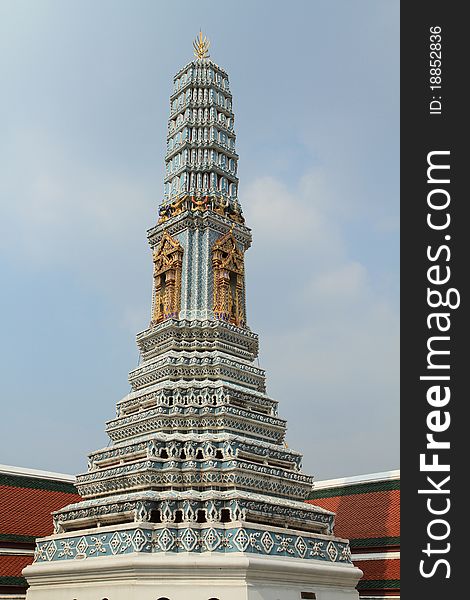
(24, 548), (362, 600)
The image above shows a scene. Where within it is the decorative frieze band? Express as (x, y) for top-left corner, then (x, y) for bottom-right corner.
(105, 407), (286, 445)
(76, 464), (311, 501)
(34, 523), (352, 565)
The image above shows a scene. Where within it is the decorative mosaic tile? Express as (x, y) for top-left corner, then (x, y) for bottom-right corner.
(34, 525), (352, 565)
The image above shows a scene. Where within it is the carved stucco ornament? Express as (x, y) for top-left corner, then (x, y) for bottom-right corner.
(152, 231), (183, 324)
(212, 230), (245, 327)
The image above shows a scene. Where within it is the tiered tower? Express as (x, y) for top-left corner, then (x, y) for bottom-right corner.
(24, 34), (362, 600)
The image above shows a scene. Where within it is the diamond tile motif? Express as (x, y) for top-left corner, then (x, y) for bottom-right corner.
(109, 532), (122, 555)
(132, 529), (147, 552)
(204, 527), (221, 551)
(45, 541), (57, 561)
(327, 541), (338, 562)
(261, 531), (274, 554)
(295, 536), (307, 558)
(233, 528), (250, 552)
(75, 537), (88, 556)
(157, 528), (175, 552)
(181, 528), (198, 551)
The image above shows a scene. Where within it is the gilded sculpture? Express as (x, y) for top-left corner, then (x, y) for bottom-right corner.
(151, 231), (183, 324)
(212, 230), (245, 326)
(193, 31), (210, 60)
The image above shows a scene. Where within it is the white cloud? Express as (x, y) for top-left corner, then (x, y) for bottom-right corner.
(0, 128), (156, 335)
(1, 128), (154, 262)
(242, 173), (338, 250)
(307, 261), (368, 301)
(242, 170), (399, 476)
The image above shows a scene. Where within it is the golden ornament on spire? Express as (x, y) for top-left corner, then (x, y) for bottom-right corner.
(193, 31), (210, 60)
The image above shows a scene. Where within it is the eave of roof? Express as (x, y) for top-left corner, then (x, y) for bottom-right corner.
(0, 464), (75, 484)
(312, 469), (400, 491)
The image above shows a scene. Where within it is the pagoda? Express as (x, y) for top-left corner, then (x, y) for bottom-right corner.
(24, 34), (362, 600)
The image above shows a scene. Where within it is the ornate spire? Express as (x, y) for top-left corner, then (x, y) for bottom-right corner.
(193, 30), (210, 59)
(159, 43), (243, 225)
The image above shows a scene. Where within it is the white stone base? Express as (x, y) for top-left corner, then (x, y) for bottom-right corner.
(24, 552), (362, 600)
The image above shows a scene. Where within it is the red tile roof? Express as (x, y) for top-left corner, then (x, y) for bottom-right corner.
(307, 488), (400, 541)
(307, 475), (400, 597)
(0, 485), (80, 538)
(355, 558), (400, 581)
(0, 554), (34, 576)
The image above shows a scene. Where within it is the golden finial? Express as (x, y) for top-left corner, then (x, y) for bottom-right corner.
(193, 31), (210, 60)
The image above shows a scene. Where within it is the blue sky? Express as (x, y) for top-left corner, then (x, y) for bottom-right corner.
(0, 0), (399, 479)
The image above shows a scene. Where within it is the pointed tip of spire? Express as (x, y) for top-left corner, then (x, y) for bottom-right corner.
(193, 31), (210, 60)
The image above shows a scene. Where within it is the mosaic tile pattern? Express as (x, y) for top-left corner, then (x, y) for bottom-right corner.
(35, 525), (352, 564)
